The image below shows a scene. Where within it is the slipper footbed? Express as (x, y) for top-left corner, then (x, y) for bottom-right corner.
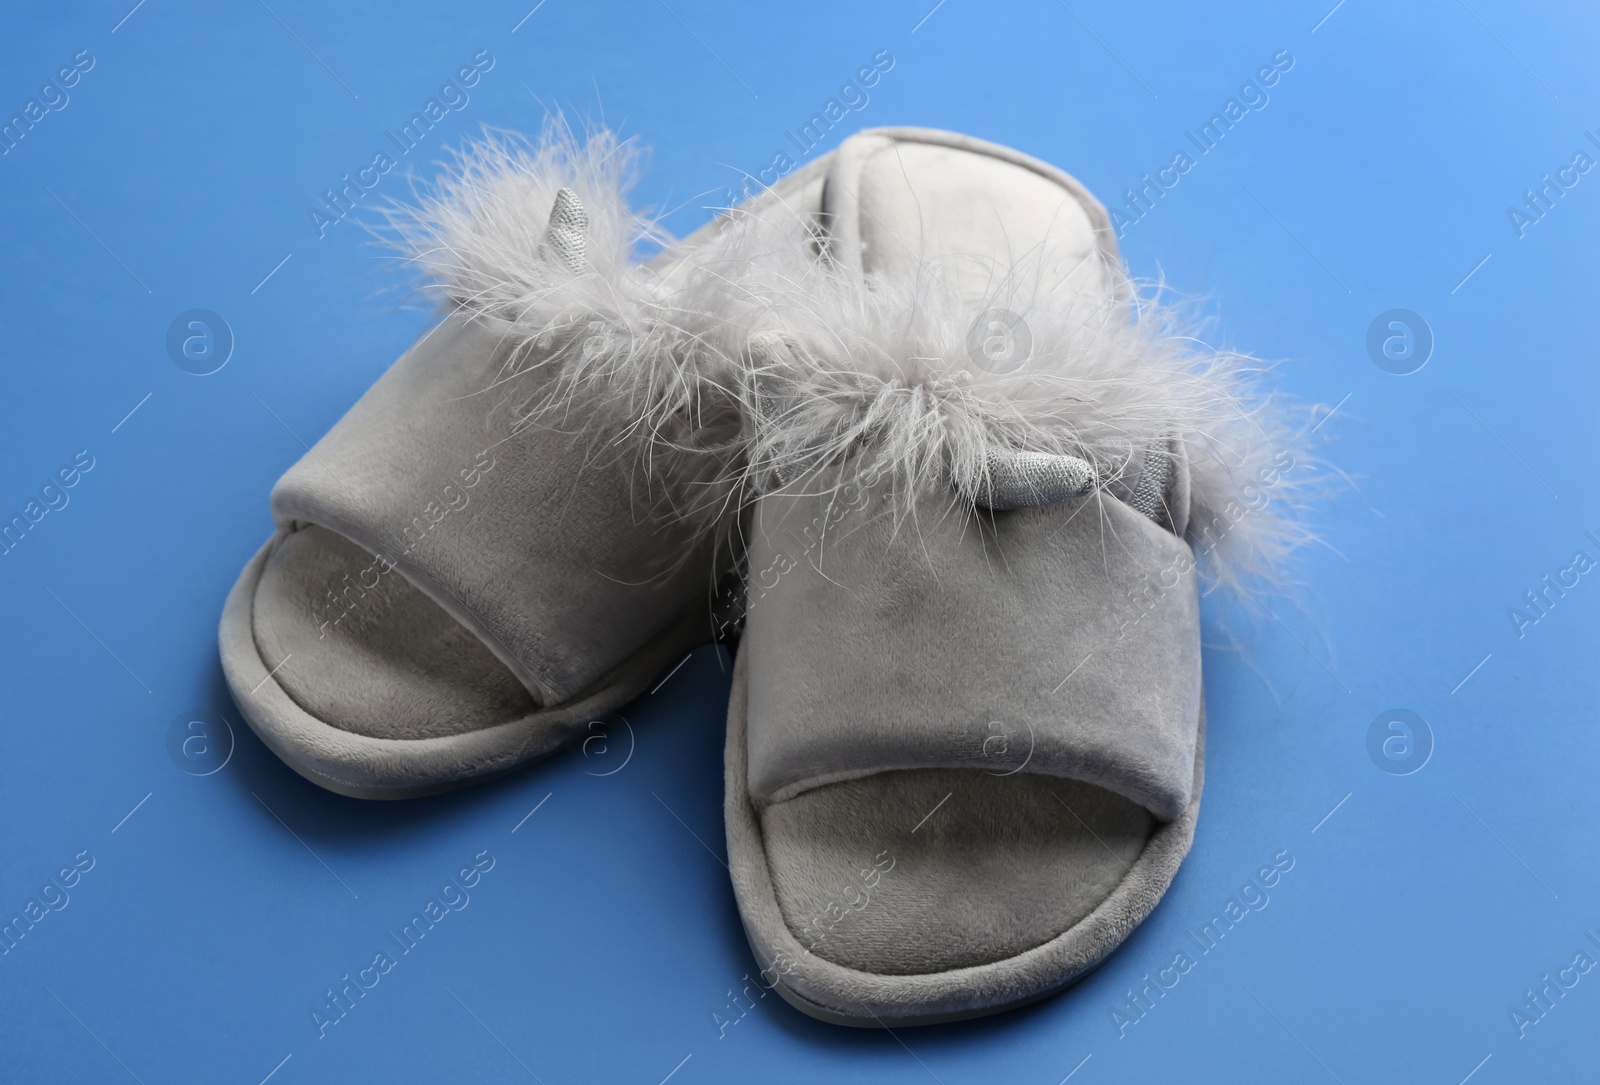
(760, 768), (1152, 976)
(253, 524), (535, 740)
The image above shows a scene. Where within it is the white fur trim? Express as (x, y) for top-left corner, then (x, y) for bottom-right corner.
(377, 121), (1320, 593)
(674, 198), (1320, 593)
(377, 119), (742, 537)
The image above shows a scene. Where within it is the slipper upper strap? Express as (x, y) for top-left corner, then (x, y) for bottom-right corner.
(269, 311), (708, 705)
(743, 463), (1202, 821)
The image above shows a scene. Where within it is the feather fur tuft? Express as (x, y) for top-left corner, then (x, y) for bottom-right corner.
(667, 197), (1324, 597)
(376, 120), (1322, 597)
(375, 118), (744, 545)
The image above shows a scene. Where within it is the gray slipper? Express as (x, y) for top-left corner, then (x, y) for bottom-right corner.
(220, 125), (835, 798)
(718, 128), (1307, 1024)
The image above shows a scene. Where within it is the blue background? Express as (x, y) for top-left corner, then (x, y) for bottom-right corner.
(2, 1), (1597, 1082)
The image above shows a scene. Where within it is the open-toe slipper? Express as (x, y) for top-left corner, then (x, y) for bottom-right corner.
(220, 124), (834, 798)
(720, 127), (1305, 1024)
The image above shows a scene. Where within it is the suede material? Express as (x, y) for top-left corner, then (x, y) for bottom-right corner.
(824, 129), (1117, 305)
(851, 137), (1111, 307)
(745, 467), (1203, 821)
(760, 767), (1152, 975)
(220, 532), (711, 798)
(270, 311), (711, 705)
(724, 127), (1206, 1025)
(219, 153), (840, 795)
(725, 647), (1206, 1024)
(252, 524), (535, 740)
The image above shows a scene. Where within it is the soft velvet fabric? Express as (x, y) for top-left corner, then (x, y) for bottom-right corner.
(744, 463), (1203, 822)
(221, 533), (708, 797)
(759, 767), (1154, 976)
(724, 126), (1207, 1026)
(253, 524), (535, 740)
(726, 648), (1206, 1024)
(270, 311), (711, 705)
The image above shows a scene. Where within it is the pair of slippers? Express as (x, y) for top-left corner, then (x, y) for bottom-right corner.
(219, 123), (1309, 1026)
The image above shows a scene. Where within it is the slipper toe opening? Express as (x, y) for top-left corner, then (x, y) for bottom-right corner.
(249, 523), (536, 741)
(759, 768), (1154, 978)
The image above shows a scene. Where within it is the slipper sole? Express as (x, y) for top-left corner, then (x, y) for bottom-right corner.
(724, 645), (1205, 1025)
